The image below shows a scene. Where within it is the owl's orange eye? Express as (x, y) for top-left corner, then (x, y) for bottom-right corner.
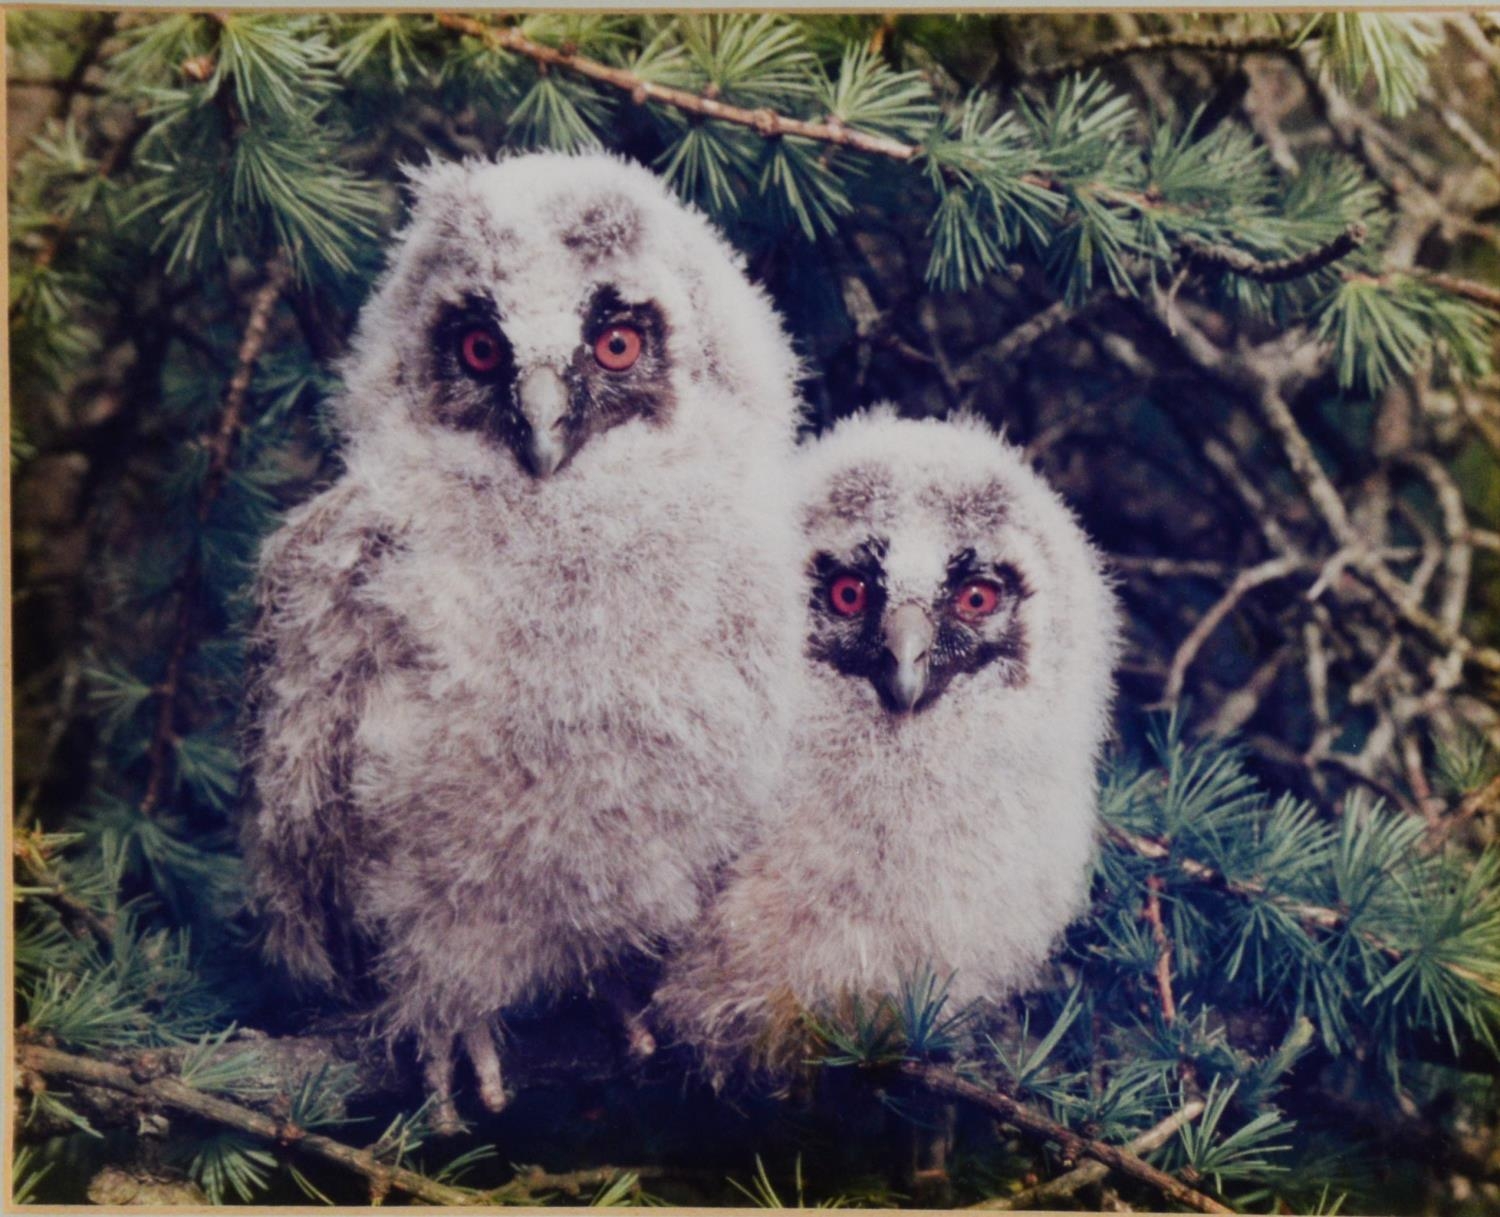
(594, 325), (642, 372)
(954, 579), (1001, 622)
(461, 328), (505, 375)
(829, 574), (868, 617)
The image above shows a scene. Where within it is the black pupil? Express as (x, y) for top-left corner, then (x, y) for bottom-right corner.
(470, 336), (492, 361)
(969, 591), (983, 607)
(608, 333), (627, 355)
(839, 585), (858, 604)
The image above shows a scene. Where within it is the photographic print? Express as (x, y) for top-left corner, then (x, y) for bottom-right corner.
(8, 9), (1500, 1211)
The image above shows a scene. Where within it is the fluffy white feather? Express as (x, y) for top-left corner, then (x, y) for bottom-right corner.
(655, 409), (1121, 1078)
(241, 151), (805, 1120)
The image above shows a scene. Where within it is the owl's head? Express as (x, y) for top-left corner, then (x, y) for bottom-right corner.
(340, 152), (798, 477)
(797, 409), (1118, 719)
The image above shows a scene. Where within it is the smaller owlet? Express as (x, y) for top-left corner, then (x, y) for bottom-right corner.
(654, 408), (1121, 1079)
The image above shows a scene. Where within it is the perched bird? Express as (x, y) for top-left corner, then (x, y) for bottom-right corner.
(240, 152), (805, 1126)
(655, 409), (1120, 1080)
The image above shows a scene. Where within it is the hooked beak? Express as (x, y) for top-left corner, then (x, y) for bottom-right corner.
(517, 366), (571, 478)
(879, 601), (933, 714)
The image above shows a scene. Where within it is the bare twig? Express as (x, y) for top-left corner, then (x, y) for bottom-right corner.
(1030, 30), (1292, 81)
(986, 298), (1083, 368)
(1142, 876), (1178, 1024)
(1181, 223), (1367, 283)
(970, 1099), (1207, 1210)
(895, 1061), (1233, 1214)
(1161, 554), (1305, 705)
(1413, 270), (1500, 312)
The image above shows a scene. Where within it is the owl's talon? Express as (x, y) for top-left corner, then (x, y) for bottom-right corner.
(430, 1099), (463, 1138)
(422, 1041), (463, 1136)
(624, 1018), (657, 1061)
(462, 1022), (508, 1113)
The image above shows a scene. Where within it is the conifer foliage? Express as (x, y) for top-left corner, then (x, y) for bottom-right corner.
(9, 11), (1500, 1211)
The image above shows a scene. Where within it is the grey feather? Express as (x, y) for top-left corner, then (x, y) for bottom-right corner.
(655, 408), (1122, 1082)
(240, 151), (805, 1121)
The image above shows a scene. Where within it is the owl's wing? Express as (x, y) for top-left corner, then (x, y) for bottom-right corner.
(239, 477), (411, 993)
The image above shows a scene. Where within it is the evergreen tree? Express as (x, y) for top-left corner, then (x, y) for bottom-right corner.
(9, 11), (1500, 1211)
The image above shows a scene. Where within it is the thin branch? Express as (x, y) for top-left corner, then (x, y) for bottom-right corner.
(1030, 30), (1293, 81)
(1413, 270), (1500, 312)
(433, 10), (1382, 294)
(1201, 644), (1294, 739)
(970, 1098), (1207, 1211)
(434, 13), (920, 162)
(1107, 823), (1406, 959)
(895, 1061), (1233, 1214)
(17, 1044), (473, 1207)
(1181, 222), (1366, 283)
(139, 253), (292, 818)
(1161, 553), (1305, 705)
(1142, 875), (1178, 1024)
(986, 298), (1083, 368)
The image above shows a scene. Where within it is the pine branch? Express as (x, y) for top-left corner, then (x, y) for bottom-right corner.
(1031, 30), (1293, 81)
(434, 13), (920, 161)
(16, 1043), (474, 1206)
(1181, 222), (1367, 283)
(970, 1098), (1208, 1211)
(13, 828), (117, 946)
(1416, 271), (1500, 312)
(895, 1061), (1234, 1214)
(139, 252), (292, 818)
(10, 114), (147, 316)
(1105, 823), (1402, 958)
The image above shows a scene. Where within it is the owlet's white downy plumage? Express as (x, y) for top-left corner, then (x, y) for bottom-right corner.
(240, 152), (805, 1127)
(655, 409), (1121, 1080)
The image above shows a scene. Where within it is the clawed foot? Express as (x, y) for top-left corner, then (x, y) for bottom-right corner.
(596, 971), (657, 1062)
(463, 1022), (509, 1113)
(622, 1010), (657, 1061)
(422, 1019), (508, 1135)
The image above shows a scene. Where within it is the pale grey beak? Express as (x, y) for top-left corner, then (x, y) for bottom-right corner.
(517, 365), (570, 478)
(880, 601), (934, 713)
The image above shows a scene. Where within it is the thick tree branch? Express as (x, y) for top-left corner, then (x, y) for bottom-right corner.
(895, 1061), (1233, 1214)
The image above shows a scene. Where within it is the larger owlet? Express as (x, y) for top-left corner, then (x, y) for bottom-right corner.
(240, 152), (805, 1126)
(655, 409), (1121, 1079)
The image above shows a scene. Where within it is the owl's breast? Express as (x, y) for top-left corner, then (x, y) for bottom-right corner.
(350, 433), (800, 840)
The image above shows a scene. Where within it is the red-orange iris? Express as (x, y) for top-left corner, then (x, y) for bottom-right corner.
(954, 579), (1001, 622)
(829, 574), (868, 617)
(461, 328), (504, 374)
(594, 325), (643, 371)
